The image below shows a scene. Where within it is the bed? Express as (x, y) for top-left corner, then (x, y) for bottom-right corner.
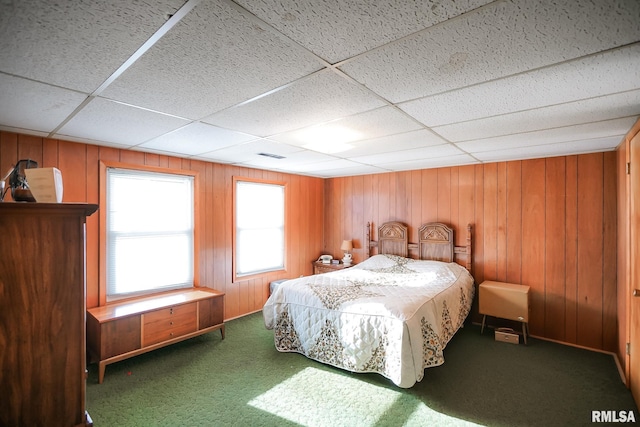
(263, 221), (474, 388)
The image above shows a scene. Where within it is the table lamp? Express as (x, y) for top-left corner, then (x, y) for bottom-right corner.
(340, 240), (353, 265)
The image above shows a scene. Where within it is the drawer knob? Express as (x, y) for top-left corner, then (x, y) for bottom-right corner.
(170, 321), (173, 325)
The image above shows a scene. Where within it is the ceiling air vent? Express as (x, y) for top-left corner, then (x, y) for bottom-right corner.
(258, 152), (285, 159)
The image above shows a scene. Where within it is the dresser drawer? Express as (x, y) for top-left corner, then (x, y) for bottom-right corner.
(143, 302), (197, 347)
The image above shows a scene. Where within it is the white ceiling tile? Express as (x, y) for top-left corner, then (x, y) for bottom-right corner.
(352, 143), (464, 165)
(235, 0), (493, 63)
(240, 148), (340, 170)
(473, 136), (622, 162)
(56, 98), (189, 146)
(285, 158), (363, 172)
(0, 0), (185, 92)
(196, 139), (304, 164)
(401, 45), (640, 127)
(377, 154), (479, 171)
(270, 106), (422, 146)
(100, 0), (324, 120)
(307, 164), (390, 178)
(456, 117), (635, 153)
(1, 0), (639, 178)
(0, 73), (87, 134)
(336, 129), (448, 158)
(203, 70), (386, 137)
(138, 122), (256, 156)
(433, 90), (640, 142)
(340, 0), (640, 102)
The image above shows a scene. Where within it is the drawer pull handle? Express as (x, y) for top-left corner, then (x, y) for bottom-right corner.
(170, 322), (173, 325)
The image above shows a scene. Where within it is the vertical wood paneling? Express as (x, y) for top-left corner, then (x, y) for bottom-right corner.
(422, 169), (438, 223)
(496, 163), (507, 282)
(457, 165), (475, 249)
(506, 161), (522, 284)
(577, 154), (604, 349)
(602, 151), (617, 352)
(437, 168), (451, 224)
(18, 134), (43, 165)
(395, 171), (409, 224)
(450, 168), (460, 240)
(520, 159), (545, 335)
(85, 144), (100, 309)
(410, 170), (422, 246)
(58, 140), (86, 202)
(352, 175), (364, 262)
(483, 163), (498, 281)
(564, 156), (579, 344)
(1, 130), (624, 352)
(379, 173), (390, 221)
(474, 164), (485, 288)
(545, 157), (566, 341)
(119, 150), (145, 165)
(0, 131), (324, 321)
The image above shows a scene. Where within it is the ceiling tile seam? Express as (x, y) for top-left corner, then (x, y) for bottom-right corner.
(457, 133), (627, 154)
(224, 0), (332, 68)
(322, 67), (467, 149)
(393, 41), (640, 107)
(46, 0), (202, 138)
(329, 0), (505, 69)
(459, 114), (638, 143)
(0, 71), (89, 95)
(215, 68), (332, 116)
(91, 0), (202, 96)
(429, 89), (640, 133)
(442, 112), (640, 145)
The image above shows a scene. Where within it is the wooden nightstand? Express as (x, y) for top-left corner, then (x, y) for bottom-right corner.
(312, 261), (355, 274)
(479, 280), (530, 344)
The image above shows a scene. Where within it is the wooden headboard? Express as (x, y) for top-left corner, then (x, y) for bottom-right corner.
(366, 221), (472, 272)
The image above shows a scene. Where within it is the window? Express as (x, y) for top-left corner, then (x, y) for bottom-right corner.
(234, 177), (286, 279)
(102, 162), (197, 301)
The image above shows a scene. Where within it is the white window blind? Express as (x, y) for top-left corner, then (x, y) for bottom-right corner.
(235, 180), (285, 276)
(106, 168), (194, 300)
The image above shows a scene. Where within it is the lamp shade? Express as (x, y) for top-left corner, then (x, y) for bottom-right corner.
(340, 240), (353, 251)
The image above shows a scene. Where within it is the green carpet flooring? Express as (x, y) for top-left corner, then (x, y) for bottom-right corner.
(86, 312), (638, 426)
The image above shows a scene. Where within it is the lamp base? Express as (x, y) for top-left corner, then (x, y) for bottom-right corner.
(13, 188), (36, 202)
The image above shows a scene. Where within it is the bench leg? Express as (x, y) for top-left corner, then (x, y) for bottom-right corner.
(481, 315), (487, 334)
(522, 322), (528, 345)
(98, 362), (106, 384)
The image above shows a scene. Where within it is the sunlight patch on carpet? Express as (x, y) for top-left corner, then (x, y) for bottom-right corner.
(248, 367), (484, 426)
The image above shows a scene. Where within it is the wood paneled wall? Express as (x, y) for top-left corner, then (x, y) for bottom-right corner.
(324, 153), (618, 352)
(0, 132), (324, 320)
(0, 130), (622, 352)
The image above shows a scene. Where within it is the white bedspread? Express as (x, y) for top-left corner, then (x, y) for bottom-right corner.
(263, 254), (475, 388)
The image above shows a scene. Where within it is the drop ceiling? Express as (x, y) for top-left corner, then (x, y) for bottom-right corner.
(0, 0), (638, 178)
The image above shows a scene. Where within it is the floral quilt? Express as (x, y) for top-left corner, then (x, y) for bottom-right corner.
(263, 254), (475, 388)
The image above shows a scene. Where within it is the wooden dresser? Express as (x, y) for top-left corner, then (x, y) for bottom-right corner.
(87, 288), (225, 383)
(0, 202), (98, 427)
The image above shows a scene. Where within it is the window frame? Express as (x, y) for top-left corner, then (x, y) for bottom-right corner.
(99, 160), (200, 305)
(232, 176), (287, 282)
